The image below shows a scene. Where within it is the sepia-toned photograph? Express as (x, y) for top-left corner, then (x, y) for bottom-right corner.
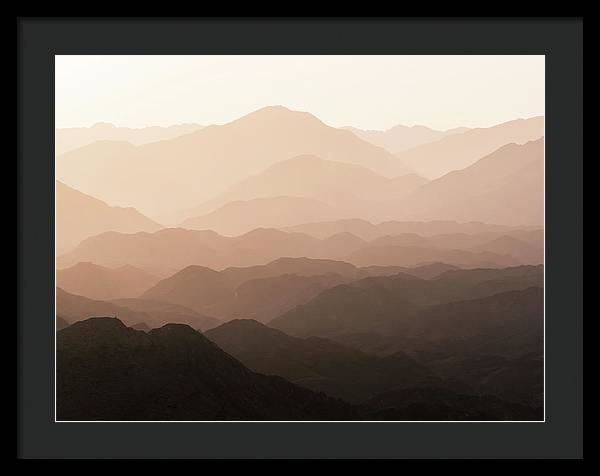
(54, 55), (545, 422)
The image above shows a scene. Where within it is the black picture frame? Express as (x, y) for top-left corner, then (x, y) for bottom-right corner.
(17, 17), (583, 459)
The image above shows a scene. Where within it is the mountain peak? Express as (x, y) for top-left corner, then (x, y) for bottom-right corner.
(177, 264), (221, 277)
(149, 322), (199, 337)
(62, 316), (126, 333)
(255, 105), (292, 113)
(206, 319), (296, 346)
(268, 256), (336, 266)
(234, 105), (321, 125)
(395, 116), (544, 179)
(218, 318), (267, 330)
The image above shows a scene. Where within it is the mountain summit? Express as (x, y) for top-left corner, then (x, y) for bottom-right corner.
(58, 106), (412, 217)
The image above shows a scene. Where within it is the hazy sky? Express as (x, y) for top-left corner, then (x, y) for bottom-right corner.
(55, 55), (544, 131)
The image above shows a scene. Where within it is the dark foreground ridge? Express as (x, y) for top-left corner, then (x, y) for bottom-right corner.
(57, 317), (357, 421)
(57, 317), (541, 421)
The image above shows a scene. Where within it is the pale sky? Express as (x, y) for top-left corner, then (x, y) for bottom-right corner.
(55, 55), (544, 131)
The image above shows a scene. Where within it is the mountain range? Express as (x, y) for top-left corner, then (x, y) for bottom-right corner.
(54, 109), (544, 255)
(56, 181), (161, 254)
(395, 116), (543, 179)
(205, 319), (453, 403)
(177, 155), (428, 226)
(181, 196), (344, 236)
(141, 262), (349, 322)
(177, 137), (542, 228)
(57, 262), (161, 300)
(55, 257), (466, 330)
(282, 219), (537, 241)
(268, 276), (543, 407)
(57, 106), (413, 218)
(389, 139), (544, 225)
(56, 122), (203, 155)
(178, 138), (542, 228)
(57, 225), (542, 276)
(57, 317), (541, 420)
(343, 124), (470, 154)
(54, 105), (545, 422)
(138, 257), (395, 320)
(205, 316), (541, 412)
(139, 259), (540, 326)
(270, 266), (543, 342)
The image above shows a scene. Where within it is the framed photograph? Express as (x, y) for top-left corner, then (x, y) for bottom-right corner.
(17, 17), (583, 459)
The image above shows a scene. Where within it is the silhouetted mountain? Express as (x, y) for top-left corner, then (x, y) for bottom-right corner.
(178, 155), (427, 224)
(181, 196), (343, 236)
(57, 317), (358, 421)
(56, 181), (161, 254)
(57, 262), (161, 300)
(377, 220), (519, 237)
(282, 218), (535, 241)
(57, 228), (322, 274)
(140, 257), (468, 322)
(270, 266), (543, 339)
(473, 235), (542, 263)
(282, 218), (382, 241)
(431, 266), (544, 304)
(311, 285), (543, 407)
(205, 319), (447, 403)
(141, 258), (352, 321)
(57, 225), (538, 274)
(403, 287), (543, 358)
(57, 288), (219, 331)
(54, 104), (545, 422)
(229, 228), (322, 259)
(56, 122), (203, 155)
(320, 233), (369, 258)
(357, 262), (459, 280)
(270, 279), (421, 340)
(221, 257), (360, 287)
(395, 116), (543, 178)
(140, 265), (234, 313)
(400, 262), (462, 279)
(221, 257), (457, 288)
(369, 233), (430, 248)
(206, 274), (348, 323)
(270, 281), (543, 407)
(345, 231), (541, 267)
(344, 124), (470, 154)
(345, 244), (518, 268)
(404, 231), (541, 259)
(391, 139), (544, 226)
(58, 106), (413, 218)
